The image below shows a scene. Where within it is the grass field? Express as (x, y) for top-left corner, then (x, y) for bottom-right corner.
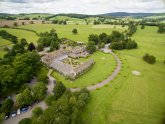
(17, 13), (53, 19)
(82, 26), (165, 124)
(51, 51), (116, 88)
(0, 28), (39, 44)
(19, 24), (127, 42)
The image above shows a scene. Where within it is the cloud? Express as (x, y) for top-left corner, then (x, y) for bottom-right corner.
(0, 0), (165, 14)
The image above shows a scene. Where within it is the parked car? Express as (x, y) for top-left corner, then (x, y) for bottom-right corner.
(21, 107), (28, 113)
(5, 113), (10, 120)
(17, 109), (21, 115)
(11, 112), (17, 117)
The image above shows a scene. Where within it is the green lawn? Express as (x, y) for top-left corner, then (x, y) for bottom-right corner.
(51, 51), (116, 88)
(19, 24), (127, 43)
(82, 26), (165, 124)
(0, 28), (39, 44)
(17, 13), (53, 19)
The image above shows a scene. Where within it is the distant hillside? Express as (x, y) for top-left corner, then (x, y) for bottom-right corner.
(100, 12), (165, 17)
(0, 12), (165, 20)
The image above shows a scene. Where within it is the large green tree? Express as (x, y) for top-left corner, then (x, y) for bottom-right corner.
(0, 98), (14, 114)
(32, 82), (47, 101)
(53, 82), (66, 100)
(86, 41), (96, 54)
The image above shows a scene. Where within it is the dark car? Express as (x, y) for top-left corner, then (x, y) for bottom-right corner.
(5, 113), (10, 120)
(21, 107), (28, 113)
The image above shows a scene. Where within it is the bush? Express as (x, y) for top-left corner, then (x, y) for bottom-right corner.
(53, 82), (66, 100)
(110, 41), (124, 50)
(36, 44), (44, 52)
(18, 118), (32, 124)
(45, 94), (56, 106)
(125, 41), (137, 49)
(72, 28), (78, 34)
(37, 67), (48, 84)
(86, 41), (96, 54)
(143, 54), (156, 64)
(32, 107), (43, 117)
(32, 82), (47, 101)
(0, 98), (14, 113)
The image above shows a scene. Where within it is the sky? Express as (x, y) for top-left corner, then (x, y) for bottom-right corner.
(0, 0), (165, 14)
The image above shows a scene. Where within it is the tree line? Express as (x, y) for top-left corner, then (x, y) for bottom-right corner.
(37, 29), (60, 52)
(18, 81), (90, 124)
(0, 30), (18, 44)
(86, 30), (137, 51)
(0, 38), (47, 96)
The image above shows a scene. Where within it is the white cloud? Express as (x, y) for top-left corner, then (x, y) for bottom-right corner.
(0, 0), (165, 14)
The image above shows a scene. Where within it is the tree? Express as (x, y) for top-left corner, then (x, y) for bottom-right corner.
(141, 25), (145, 29)
(32, 107), (43, 118)
(53, 82), (66, 100)
(143, 54), (156, 64)
(30, 21), (34, 24)
(157, 24), (165, 33)
(125, 41), (137, 49)
(98, 42), (105, 49)
(20, 38), (28, 46)
(36, 43), (44, 52)
(28, 42), (36, 51)
(18, 118), (32, 124)
(72, 28), (78, 34)
(13, 22), (18, 26)
(88, 34), (99, 44)
(50, 40), (60, 51)
(0, 113), (5, 124)
(98, 33), (107, 43)
(22, 22), (25, 25)
(16, 88), (34, 107)
(45, 94), (56, 106)
(37, 67), (48, 84)
(110, 41), (125, 50)
(0, 98), (14, 114)
(12, 51), (41, 88)
(32, 82), (47, 101)
(86, 41), (96, 54)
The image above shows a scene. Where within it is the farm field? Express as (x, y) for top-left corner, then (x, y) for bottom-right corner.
(19, 24), (127, 42)
(51, 51), (116, 88)
(82, 26), (165, 124)
(0, 28), (39, 44)
(17, 13), (53, 19)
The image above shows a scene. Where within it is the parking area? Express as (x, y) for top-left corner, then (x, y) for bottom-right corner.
(2, 102), (47, 124)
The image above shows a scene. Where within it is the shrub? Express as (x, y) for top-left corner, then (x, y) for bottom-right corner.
(32, 107), (43, 118)
(53, 81), (66, 100)
(0, 98), (14, 114)
(45, 94), (56, 106)
(125, 41), (137, 49)
(18, 118), (32, 124)
(143, 54), (156, 64)
(72, 28), (78, 34)
(36, 44), (44, 52)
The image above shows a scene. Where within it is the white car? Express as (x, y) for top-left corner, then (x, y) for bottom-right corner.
(17, 109), (21, 115)
(11, 112), (17, 117)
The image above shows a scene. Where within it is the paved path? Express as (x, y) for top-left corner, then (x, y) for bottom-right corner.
(71, 44), (122, 92)
(2, 70), (55, 124)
